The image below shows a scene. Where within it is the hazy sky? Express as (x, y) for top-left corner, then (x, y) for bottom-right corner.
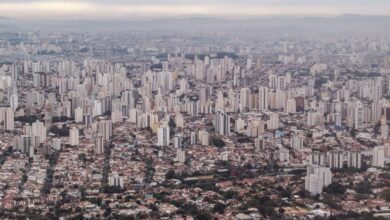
(0, 0), (389, 19)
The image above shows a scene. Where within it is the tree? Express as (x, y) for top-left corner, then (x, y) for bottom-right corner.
(324, 182), (346, 195)
(382, 188), (390, 202)
(354, 181), (372, 194)
(213, 202), (226, 214)
(165, 170), (176, 179)
(78, 153), (87, 162)
(211, 138), (225, 148)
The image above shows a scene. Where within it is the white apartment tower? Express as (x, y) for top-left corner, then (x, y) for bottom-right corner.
(305, 165), (332, 195)
(157, 121), (170, 147)
(69, 127), (79, 146)
(215, 110), (230, 136)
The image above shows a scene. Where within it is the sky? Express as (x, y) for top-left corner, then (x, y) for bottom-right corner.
(0, 0), (389, 19)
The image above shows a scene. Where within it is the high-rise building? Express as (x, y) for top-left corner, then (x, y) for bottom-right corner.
(255, 136), (266, 150)
(69, 127), (79, 146)
(268, 75), (278, 89)
(0, 107), (14, 131)
(190, 132), (197, 145)
(328, 151), (344, 169)
(334, 112), (342, 127)
(198, 130), (210, 146)
(347, 151), (362, 169)
(354, 101), (364, 129)
(108, 172), (124, 188)
(381, 115), (388, 140)
(309, 151), (326, 166)
(258, 86), (269, 111)
(174, 134), (183, 148)
(240, 87), (251, 111)
(279, 148), (290, 164)
(215, 110), (230, 136)
(373, 146), (385, 168)
(291, 135), (304, 150)
(14, 135), (38, 157)
(10, 94), (18, 111)
(246, 55), (253, 70)
(305, 165), (332, 195)
(157, 121), (170, 147)
(52, 138), (62, 151)
(267, 112), (279, 130)
(285, 98), (296, 114)
(97, 120), (113, 141)
(75, 107), (83, 123)
(95, 134), (104, 154)
(32, 120), (47, 143)
(307, 111), (319, 127)
(176, 149), (186, 163)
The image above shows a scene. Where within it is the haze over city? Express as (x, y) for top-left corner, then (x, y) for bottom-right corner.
(0, 1), (390, 220)
(0, 0), (389, 18)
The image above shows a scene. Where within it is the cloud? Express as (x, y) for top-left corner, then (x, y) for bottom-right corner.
(0, 0), (388, 18)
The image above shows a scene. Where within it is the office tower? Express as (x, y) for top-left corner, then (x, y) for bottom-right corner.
(267, 112), (279, 130)
(305, 165), (332, 195)
(95, 134), (104, 154)
(215, 110), (230, 136)
(97, 120), (113, 141)
(258, 86), (269, 111)
(347, 151), (362, 169)
(373, 146), (385, 168)
(69, 127), (79, 146)
(176, 149), (186, 163)
(0, 107), (14, 131)
(32, 120), (47, 143)
(157, 122), (170, 147)
(328, 151), (344, 169)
